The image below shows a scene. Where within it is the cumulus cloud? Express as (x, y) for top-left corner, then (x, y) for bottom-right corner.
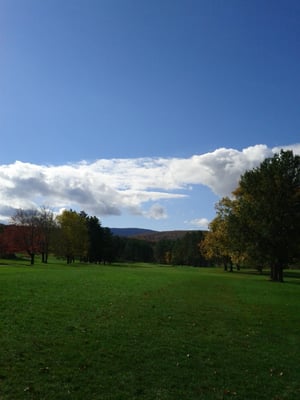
(0, 143), (298, 222)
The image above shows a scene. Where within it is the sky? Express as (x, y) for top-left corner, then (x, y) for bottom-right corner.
(0, 0), (300, 230)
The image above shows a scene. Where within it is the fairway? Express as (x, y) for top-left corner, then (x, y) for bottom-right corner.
(1, 262), (299, 400)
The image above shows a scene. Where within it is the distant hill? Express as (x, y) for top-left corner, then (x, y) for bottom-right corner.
(110, 227), (202, 242)
(110, 228), (157, 237)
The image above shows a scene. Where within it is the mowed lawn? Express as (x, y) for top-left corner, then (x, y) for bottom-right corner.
(0, 261), (299, 400)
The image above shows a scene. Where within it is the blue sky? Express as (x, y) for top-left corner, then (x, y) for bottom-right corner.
(0, 0), (300, 230)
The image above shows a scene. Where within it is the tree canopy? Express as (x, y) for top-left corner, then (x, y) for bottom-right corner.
(55, 210), (89, 264)
(205, 150), (300, 281)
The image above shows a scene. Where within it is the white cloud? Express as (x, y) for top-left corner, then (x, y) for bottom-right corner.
(145, 204), (168, 220)
(272, 143), (300, 154)
(187, 218), (210, 230)
(166, 144), (272, 196)
(0, 143), (298, 223)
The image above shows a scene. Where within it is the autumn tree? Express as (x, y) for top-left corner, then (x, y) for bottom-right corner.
(200, 199), (234, 271)
(55, 210), (89, 263)
(0, 225), (23, 258)
(10, 209), (41, 264)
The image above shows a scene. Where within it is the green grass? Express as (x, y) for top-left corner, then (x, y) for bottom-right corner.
(0, 260), (299, 400)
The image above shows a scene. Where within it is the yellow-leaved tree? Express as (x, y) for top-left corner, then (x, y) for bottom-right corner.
(55, 209), (89, 264)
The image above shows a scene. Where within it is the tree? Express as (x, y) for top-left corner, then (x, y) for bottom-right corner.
(121, 238), (154, 263)
(82, 214), (115, 264)
(82, 214), (103, 263)
(0, 225), (24, 258)
(101, 227), (116, 264)
(38, 206), (56, 263)
(110, 234), (126, 262)
(200, 199), (235, 271)
(154, 239), (174, 264)
(231, 150), (300, 281)
(10, 209), (41, 265)
(172, 231), (207, 266)
(55, 210), (89, 263)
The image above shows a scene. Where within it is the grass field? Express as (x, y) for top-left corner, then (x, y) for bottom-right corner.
(0, 259), (300, 399)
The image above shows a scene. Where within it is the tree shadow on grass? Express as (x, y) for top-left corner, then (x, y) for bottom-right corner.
(235, 268), (300, 284)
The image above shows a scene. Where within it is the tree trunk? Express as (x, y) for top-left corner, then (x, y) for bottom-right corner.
(277, 264), (284, 282)
(30, 253), (35, 265)
(270, 263), (284, 282)
(41, 252), (48, 263)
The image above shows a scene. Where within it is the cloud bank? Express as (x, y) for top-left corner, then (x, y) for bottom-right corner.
(0, 144), (298, 222)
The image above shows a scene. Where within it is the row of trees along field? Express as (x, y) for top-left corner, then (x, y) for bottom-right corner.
(201, 150), (300, 282)
(0, 208), (210, 266)
(0, 209), (115, 265)
(1, 150), (299, 278)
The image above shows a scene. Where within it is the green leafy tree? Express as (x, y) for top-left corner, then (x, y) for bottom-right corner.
(122, 238), (154, 263)
(172, 231), (207, 266)
(154, 239), (174, 264)
(110, 235), (126, 262)
(83, 214), (103, 263)
(231, 150), (300, 281)
(101, 227), (115, 264)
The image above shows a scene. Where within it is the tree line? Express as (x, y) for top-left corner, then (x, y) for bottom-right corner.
(0, 208), (114, 265)
(115, 230), (210, 266)
(0, 208), (209, 266)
